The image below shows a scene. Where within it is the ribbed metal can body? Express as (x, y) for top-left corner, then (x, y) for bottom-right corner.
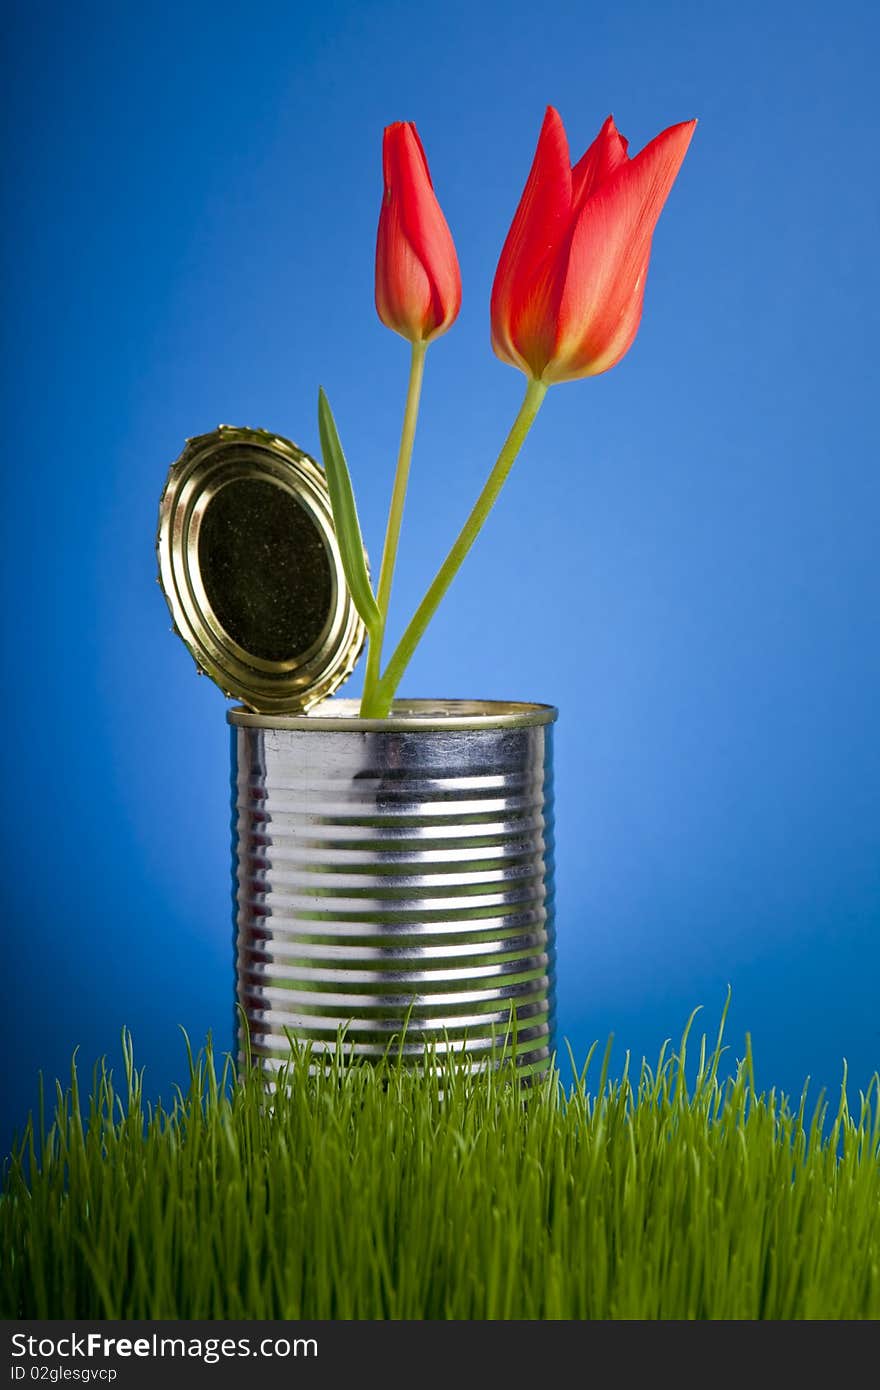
(230, 700), (557, 1077)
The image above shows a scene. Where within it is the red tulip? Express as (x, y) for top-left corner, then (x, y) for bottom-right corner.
(491, 107), (696, 384)
(375, 122), (462, 345)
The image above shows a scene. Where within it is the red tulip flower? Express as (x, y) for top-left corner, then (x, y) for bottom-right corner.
(375, 122), (462, 345)
(322, 107), (698, 717)
(491, 106), (696, 384)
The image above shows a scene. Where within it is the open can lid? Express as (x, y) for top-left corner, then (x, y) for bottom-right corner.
(157, 425), (366, 713)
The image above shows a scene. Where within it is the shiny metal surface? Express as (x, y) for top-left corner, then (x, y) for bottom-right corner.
(157, 426), (366, 713)
(231, 699), (557, 1075)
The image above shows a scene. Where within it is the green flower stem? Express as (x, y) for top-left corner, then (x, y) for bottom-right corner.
(365, 376), (548, 717)
(360, 339), (427, 715)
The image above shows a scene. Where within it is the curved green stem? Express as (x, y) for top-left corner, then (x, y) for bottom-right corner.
(366, 376), (547, 717)
(360, 340), (426, 714)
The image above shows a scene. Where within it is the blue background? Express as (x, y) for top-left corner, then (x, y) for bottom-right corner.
(3, 0), (878, 1139)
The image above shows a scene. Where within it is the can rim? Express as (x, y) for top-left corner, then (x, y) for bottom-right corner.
(227, 698), (558, 732)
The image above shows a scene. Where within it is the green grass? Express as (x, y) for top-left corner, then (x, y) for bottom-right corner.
(2, 1008), (879, 1320)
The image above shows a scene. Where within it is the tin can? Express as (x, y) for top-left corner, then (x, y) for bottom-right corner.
(158, 431), (559, 1078)
(231, 699), (557, 1076)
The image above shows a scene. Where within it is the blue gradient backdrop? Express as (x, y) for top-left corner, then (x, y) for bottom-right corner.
(3, 0), (878, 1138)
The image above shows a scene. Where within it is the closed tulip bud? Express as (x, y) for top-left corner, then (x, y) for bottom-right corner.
(491, 106), (696, 384)
(375, 121), (462, 345)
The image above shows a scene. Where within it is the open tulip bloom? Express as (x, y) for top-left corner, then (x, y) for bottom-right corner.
(318, 106), (695, 717)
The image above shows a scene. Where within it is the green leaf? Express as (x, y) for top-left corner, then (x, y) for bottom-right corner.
(317, 387), (381, 633)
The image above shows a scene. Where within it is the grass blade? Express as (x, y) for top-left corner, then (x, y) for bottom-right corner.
(3, 1015), (879, 1321)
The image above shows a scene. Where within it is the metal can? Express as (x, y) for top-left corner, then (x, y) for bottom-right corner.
(158, 429), (558, 1077)
(231, 699), (557, 1076)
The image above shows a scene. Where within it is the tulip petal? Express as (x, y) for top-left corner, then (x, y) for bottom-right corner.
(579, 243), (651, 379)
(571, 115), (630, 210)
(547, 119), (696, 382)
(406, 121), (434, 189)
(375, 165), (435, 342)
(491, 106), (573, 377)
(378, 122), (461, 342)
